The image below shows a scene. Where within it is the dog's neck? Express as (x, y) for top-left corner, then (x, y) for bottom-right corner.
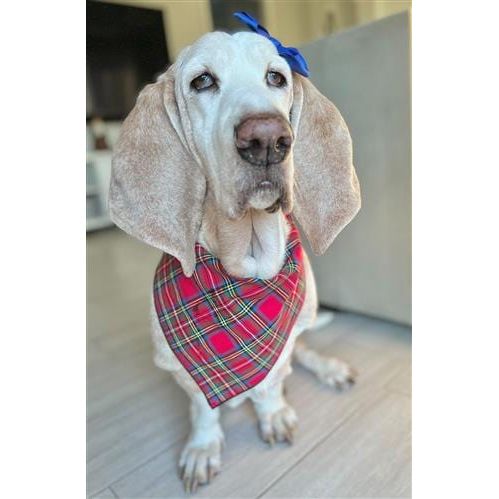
(198, 195), (290, 280)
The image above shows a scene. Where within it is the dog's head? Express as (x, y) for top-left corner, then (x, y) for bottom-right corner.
(109, 32), (360, 276)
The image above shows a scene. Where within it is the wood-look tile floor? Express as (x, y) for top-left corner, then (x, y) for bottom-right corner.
(87, 229), (411, 498)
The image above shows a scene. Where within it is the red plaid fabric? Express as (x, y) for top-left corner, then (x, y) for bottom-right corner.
(153, 218), (306, 408)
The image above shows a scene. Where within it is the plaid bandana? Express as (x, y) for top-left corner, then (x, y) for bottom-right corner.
(153, 218), (306, 408)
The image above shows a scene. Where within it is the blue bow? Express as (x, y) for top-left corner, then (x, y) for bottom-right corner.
(233, 11), (310, 77)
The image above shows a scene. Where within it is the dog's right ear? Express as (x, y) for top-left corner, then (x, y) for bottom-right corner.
(109, 64), (206, 277)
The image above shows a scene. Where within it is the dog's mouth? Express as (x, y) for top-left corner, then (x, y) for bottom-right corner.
(257, 180), (273, 190)
(234, 174), (292, 216)
(248, 180), (281, 211)
(228, 158), (293, 218)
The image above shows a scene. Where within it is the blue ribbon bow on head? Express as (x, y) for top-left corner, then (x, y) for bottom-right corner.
(233, 11), (310, 78)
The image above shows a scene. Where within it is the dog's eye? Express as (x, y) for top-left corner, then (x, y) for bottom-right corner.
(266, 71), (286, 88)
(191, 72), (216, 92)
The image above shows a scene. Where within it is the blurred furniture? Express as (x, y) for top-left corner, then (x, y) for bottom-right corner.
(87, 151), (113, 231)
(86, 1), (172, 232)
(302, 12), (411, 325)
(86, 122), (122, 231)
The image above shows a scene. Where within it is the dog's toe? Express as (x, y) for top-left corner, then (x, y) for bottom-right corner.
(179, 436), (223, 493)
(317, 357), (357, 390)
(258, 404), (298, 446)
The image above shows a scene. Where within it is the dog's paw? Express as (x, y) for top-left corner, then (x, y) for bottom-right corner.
(315, 356), (357, 390)
(258, 403), (298, 446)
(179, 429), (224, 493)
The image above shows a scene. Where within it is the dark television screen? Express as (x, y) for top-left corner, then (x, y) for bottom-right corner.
(86, 0), (170, 120)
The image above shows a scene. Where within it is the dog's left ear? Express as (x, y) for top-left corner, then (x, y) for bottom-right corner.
(290, 74), (361, 254)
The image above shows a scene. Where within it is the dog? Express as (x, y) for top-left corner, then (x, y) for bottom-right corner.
(109, 29), (360, 492)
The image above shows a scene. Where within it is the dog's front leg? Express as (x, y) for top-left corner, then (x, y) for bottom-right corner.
(179, 392), (224, 493)
(251, 381), (298, 445)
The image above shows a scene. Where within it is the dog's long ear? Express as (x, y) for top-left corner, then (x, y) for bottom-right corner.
(290, 74), (361, 255)
(109, 65), (206, 277)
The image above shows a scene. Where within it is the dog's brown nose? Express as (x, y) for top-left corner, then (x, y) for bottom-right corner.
(235, 115), (293, 166)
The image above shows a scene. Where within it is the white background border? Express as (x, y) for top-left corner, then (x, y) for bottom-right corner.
(1, 1), (85, 497)
(413, 1), (499, 497)
(1, 1), (499, 498)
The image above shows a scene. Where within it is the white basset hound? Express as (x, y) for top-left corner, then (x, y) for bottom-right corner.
(109, 30), (360, 493)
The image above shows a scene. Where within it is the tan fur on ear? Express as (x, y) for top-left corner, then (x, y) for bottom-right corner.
(291, 74), (361, 254)
(109, 67), (206, 276)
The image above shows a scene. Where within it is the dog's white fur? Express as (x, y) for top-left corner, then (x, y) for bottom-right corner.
(110, 31), (361, 492)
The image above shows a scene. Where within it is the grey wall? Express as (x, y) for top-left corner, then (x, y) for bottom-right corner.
(301, 12), (411, 325)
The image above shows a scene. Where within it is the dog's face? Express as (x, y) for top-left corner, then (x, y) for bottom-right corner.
(109, 31), (361, 276)
(173, 32), (295, 218)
